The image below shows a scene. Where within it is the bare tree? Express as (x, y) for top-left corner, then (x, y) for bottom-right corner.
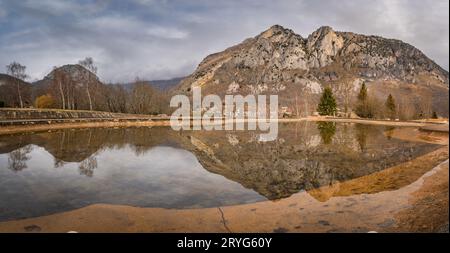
(52, 67), (66, 109)
(78, 57), (98, 111)
(105, 84), (128, 113)
(398, 96), (415, 120)
(417, 93), (432, 119)
(129, 79), (160, 114)
(6, 62), (27, 108)
(341, 81), (354, 115)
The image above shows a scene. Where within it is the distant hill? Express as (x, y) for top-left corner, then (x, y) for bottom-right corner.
(0, 74), (33, 107)
(121, 77), (184, 91)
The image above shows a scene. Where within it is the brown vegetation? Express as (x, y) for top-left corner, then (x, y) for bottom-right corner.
(1, 59), (170, 115)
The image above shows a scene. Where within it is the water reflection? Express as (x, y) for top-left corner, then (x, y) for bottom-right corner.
(8, 145), (32, 172)
(316, 122), (336, 144)
(79, 156), (98, 177)
(385, 126), (396, 140)
(355, 124), (369, 151)
(0, 123), (441, 221)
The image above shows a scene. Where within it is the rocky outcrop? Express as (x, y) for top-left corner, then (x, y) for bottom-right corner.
(175, 25), (449, 116)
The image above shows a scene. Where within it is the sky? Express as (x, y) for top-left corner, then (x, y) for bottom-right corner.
(0, 0), (448, 83)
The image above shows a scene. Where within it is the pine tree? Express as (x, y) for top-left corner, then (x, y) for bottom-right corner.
(385, 94), (396, 120)
(317, 87), (337, 116)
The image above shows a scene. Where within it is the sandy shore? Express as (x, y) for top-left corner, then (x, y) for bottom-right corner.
(0, 129), (447, 233)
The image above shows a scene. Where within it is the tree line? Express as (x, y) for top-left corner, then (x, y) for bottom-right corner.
(0, 58), (170, 115)
(317, 82), (439, 120)
(1, 59), (439, 120)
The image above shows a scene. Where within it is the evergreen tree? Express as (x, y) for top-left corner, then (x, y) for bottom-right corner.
(317, 87), (337, 116)
(432, 111), (438, 119)
(385, 94), (396, 120)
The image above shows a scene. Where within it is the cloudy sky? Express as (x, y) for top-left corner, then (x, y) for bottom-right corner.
(0, 0), (448, 82)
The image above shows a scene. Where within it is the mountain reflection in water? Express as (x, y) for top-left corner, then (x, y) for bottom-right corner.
(0, 122), (440, 221)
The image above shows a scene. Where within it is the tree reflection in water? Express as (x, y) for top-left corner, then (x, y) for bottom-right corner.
(54, 159), (66, 168)
(8, 145), (33, 172)
(385, 126), (395, 140)
(79, 156), (98, 177)
(316, 122), (336, 144)
(355, 124), (370, 151)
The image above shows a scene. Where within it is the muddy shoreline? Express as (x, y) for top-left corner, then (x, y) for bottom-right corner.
(1, 117), (447, 136)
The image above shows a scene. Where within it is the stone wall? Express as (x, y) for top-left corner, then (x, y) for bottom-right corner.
(0, 108), (145, 121)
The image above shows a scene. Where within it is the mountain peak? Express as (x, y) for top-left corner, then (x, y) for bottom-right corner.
(313, 26), (334, 34)
(44, 64), (98, 82)
(259, 24), (296, 39)
(267, 24), (287, 32)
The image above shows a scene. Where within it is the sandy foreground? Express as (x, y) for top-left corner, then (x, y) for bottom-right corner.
(0, 120), (448, 233)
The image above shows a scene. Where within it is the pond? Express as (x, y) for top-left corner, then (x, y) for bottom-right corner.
(0, 122), (440, 221)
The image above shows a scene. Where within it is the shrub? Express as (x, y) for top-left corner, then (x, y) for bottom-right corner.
(35, 94), (55, 108)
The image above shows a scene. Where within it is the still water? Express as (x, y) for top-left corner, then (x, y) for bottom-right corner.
(0, 122), (440, 221)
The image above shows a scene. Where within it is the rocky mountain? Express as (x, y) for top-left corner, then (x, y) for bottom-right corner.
(31, 64), (183, 94)
(32, 64), (99, 90)
(175, 25), (449, 117)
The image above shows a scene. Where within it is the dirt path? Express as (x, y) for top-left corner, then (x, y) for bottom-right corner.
(1, 117), (446, 135)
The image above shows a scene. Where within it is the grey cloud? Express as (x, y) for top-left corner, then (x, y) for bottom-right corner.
(0, 0), (448, 82)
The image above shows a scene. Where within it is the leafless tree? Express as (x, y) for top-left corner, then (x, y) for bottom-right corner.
(341, 81), (354, 115)
(105, 84), (128, 113)
(6, 62), (27, 108)
(129, 79), (158, 114)
(78, 57), (98, 111)
(417, 93), (432, 119)
(52, 67), (67, 109)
